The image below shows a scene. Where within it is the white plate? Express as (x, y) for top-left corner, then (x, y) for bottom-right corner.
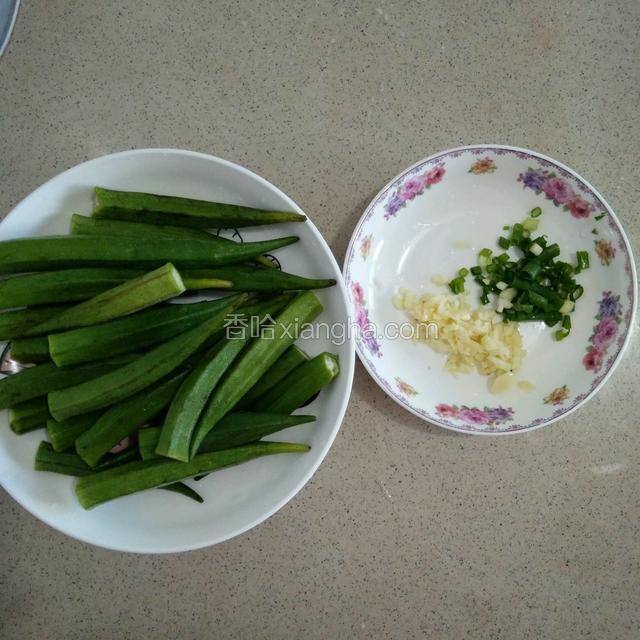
(344, 145), (636, 435)
(0, 149), (355, 552)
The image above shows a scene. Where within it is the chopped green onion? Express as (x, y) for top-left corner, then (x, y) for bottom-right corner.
(470, 266), (482, 276)
(594, 213), (606, 221)
(503, 225), (510, 230)
(523, 219), (539, 232)
(592, 228), (598, 235)
(530, 207), (542, 218)
(576, 251), (590, 272)
(458, 267), (469, 277)
(497, 236), (510, 250)
(448, 276), (465, 294)
(570, 285), (584, 301)
(479, 248), (493, 258)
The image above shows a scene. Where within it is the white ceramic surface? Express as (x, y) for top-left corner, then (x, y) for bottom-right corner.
(0, 149), (355, 552)
(344, 145), (636, 435)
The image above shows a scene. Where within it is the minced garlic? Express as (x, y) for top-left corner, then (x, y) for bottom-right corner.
(393, 288), (525, 377)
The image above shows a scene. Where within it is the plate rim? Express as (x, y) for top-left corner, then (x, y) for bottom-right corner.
(0, 147), (356, 552)
(343, 143), (637, 436)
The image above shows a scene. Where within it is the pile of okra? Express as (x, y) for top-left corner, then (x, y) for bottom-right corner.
(0, 187), (341, 508)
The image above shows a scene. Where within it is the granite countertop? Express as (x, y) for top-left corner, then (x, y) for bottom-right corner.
(1, 2), (638, 638)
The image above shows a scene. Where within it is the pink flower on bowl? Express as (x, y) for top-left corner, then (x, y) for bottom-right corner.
(425, 165), (445, 186)
(542, 177), (575, 205)
(435, 403), (458, 418)
(592, 317), (618, 350)
(399, 176), (425, 200)
(458, 407), (488, 425)
(583, 348), (604, 371)
(351, 282), (364, 305)
(568, 196), (593, 218)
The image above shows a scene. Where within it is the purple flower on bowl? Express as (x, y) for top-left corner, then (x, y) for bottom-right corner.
(518, 168), (546, 192)
(592, 317), (619, 350)
(542, 177), (575, 205)
(385, 193), (403, 218)
(485, 406), (514, 423)
(458, 407), (488, 425)
(598, 292), (620, 319)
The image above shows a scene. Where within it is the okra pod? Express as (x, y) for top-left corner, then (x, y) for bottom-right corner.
(48, 294), (246, 367)
(9, 397), (50, 434)
(26, 264), (186, 336)
(0, 268), (141, 310)
(189, 292), (323, 458)
(10, 337), (51, 364)
(48, 296), (247, 421)
(76, 372), (188, 467)
(181, 265), (336, 293)
(155, 339), (254, 461)
(71, 214), (276, 269)
(76, 441), (310, 508)
(0, 306), (71, 341)
(35, 441), (138, 476)
(253, 352), (340, 414)
(141, 412), (315, 460)
(0, 355), (136, 410)
(47, 411), (103, 452)
(235, 345), (309, 409)
(93, 186), (306, 229)
(0, 235), (298, 274)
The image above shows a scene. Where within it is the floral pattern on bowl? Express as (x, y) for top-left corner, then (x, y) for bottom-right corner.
(583, 291), (623, 373)
(384, 165), (446, 219)
(351, 282), (382, 357)
(435, 403), (514, 427)
(469, 157), (496, 174)
(344, 145), (636, 435)
(544, 385), (569, 406)
(517, 167), (601, 219)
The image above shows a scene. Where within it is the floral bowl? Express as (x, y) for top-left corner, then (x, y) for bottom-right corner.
(344, 145), (636, 435)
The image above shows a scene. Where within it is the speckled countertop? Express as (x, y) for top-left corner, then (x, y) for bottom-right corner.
(1, 2), (639, 638)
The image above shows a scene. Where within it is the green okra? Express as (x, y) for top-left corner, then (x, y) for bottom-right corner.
(70, 214), (276, 269)
(47, 411), (103, 452)
(235, 345), (309, 409)
(0, 268), (141, 310)
(26, 263), (186, 336)
(189, 291), (323, 458)
(48, 294), (247, 368)
(48, 296), (247, 421)
(0, 306), (71, 341)
(9, 397), (50, 434)
(141, 412), (315, 460)
(76, 441), (311, 509)
(35, 441), (139, 477)
(35, 442), (201, 502)
(0, 234), (298, 274)
(76, 371), (188, 467)
(155, 339), (254, 461)
(93, 186), (306, 229)
(181, 265), (336, 293)
(253, 352), (340, 414)
(10, 337), (51, 364)
(0, 355), (136, 410)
